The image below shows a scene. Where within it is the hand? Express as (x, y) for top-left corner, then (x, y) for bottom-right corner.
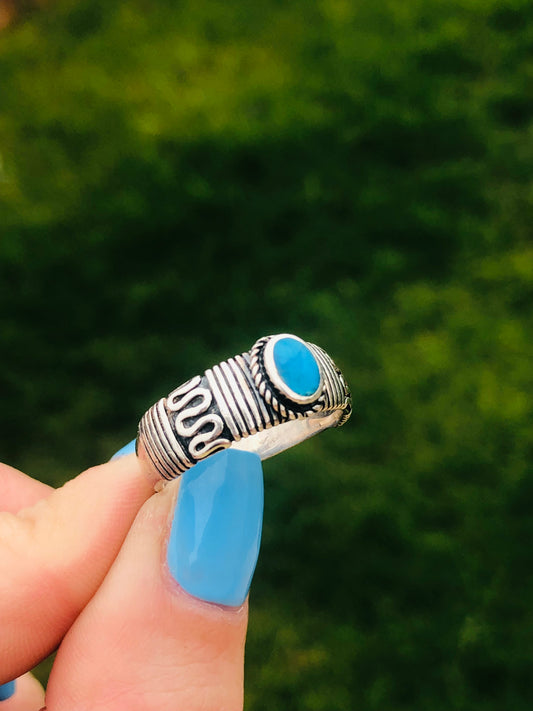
(0, 448), (263, 710)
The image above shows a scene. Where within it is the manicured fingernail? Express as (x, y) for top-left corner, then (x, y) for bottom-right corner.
(0, 681), (15, 701)
(110, 439), (137, 460)
(167, 449), (263, 607)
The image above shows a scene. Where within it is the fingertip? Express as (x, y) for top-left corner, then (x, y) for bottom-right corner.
(80, 450), (154, 500)
(111, 439), (164, 490)
(0, 674), (44, 710)
(109, 439), (137, 461)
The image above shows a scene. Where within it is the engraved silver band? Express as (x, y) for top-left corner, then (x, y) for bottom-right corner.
(137, 334), (351, 481)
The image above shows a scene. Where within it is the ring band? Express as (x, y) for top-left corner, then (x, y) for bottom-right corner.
(137, 333), (351, 481)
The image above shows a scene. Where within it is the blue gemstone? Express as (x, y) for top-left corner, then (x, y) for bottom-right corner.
(273, 337), (321, 397)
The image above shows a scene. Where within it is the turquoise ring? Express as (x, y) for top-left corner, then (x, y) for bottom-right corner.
(137, 334), (351, 481)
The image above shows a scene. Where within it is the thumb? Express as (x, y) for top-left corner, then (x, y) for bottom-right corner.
(46, 449), (264, 711)
(0, 451), (153, 680)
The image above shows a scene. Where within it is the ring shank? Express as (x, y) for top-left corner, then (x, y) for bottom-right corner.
(230, 408), (345, 459)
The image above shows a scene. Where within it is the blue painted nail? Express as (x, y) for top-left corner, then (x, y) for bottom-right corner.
(0, 681), (15, 701)
(167, 449), (263, 607)
(110, 439), (136, 460)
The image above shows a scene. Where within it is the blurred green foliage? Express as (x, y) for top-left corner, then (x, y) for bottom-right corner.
(1, 0), (533, 708)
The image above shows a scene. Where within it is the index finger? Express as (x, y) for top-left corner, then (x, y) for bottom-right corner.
(0, 454), (153, 681)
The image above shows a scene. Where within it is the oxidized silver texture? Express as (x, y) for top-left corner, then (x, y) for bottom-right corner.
(137, 334), (352, 481)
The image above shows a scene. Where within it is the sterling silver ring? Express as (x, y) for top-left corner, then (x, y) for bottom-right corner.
(136, 334), (352, 481)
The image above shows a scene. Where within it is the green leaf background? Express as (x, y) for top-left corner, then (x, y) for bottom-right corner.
(1, 0), (532, 708)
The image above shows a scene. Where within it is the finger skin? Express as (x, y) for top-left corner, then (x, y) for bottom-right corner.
(0, 463), (53, 513)
(46, 479), (249, 711)
(0, 455), (153, 681)
(0, 673), (45, 711)
(0, 466), (51, 708)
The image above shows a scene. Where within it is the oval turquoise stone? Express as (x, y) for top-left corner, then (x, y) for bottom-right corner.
(273, 337), (321, 397)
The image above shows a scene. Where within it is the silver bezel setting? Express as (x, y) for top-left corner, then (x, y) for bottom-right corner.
(262, 333), (324, 406)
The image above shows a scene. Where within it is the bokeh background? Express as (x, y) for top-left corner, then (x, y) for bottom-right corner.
(1, 0), (532, 708)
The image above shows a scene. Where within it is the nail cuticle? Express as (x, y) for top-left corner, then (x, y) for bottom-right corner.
(162, 561), (250, 620)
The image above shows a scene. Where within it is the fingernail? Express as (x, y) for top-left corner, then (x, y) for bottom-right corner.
(167, 449), (263, 607)
(0, 681), (15, 701)
(110, 439), (137, 460)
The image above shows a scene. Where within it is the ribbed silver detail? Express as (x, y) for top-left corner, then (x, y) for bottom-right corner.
(308, 342), (352, 424)
(220, 360), (257, 435)
(139, 402), (191, 480)
(235, 353), (274, 429)
(205, 367), (240, 440)
(212, 363), (247, 438)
